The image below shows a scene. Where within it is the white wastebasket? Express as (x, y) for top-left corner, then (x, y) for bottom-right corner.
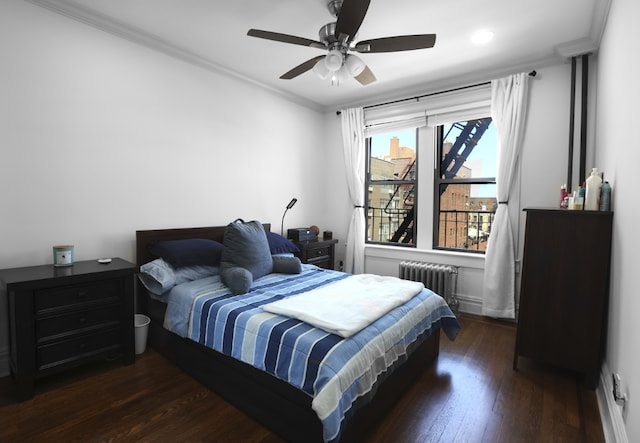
(134, 314), (151, 355)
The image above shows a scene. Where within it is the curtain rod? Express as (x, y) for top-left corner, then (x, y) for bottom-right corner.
(336, 70), (537, 116)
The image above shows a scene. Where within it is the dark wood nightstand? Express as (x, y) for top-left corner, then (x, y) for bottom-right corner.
(292, 238), (338, 270)
(0, 258), (136, 401)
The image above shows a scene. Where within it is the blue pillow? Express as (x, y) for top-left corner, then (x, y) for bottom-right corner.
(265, 231), (300, 254)
(149, 238), (223, 268)
(220, 220), (273, 294)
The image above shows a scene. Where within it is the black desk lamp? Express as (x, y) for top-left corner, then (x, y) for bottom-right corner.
(281, 198), (297, 236)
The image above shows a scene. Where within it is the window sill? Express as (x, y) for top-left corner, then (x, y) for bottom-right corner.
(364, 244), (486, 269)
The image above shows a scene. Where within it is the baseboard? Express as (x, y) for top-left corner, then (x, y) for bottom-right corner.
(456, 293), (483, 316)
(597, 362), (628, 442)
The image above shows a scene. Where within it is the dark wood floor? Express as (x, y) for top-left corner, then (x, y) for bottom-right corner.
(0, 315), (604, 442)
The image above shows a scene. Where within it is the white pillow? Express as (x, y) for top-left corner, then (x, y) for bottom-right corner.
(139, 258), (176, 295)
(139, 258), (219, 296)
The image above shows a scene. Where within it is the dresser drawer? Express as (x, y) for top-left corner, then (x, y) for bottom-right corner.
(37, 329), (121, 371)
(35, 279), (120, 312)
(36, 305), (121, 342)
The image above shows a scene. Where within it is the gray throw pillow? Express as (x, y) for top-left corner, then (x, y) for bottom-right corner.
(220, 220), (273, 294)
(220, 266), (253, 295)
(272, 255), (302, 274)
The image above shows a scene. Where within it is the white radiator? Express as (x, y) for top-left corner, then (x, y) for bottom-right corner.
(399, 261), (459, 314)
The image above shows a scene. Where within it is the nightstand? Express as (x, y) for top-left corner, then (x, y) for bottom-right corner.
(292, 238), (338, 270)
(0, 258), (136, 401)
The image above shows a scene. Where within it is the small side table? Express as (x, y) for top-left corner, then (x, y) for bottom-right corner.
(292, 238), (338, 270)
(0, 258), (136, 400)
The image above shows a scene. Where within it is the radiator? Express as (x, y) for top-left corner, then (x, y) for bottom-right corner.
(399, 261), (459, 314)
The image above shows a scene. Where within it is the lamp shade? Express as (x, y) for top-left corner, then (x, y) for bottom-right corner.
(313, 58), (331, 80)
(324, 49), (343, 72)
(345, 54), (366, 77)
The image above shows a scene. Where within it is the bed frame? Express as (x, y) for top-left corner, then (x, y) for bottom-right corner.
(136, 225), (441, 442)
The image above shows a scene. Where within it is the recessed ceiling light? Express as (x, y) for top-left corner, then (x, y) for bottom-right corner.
(471, 30), (494, 45)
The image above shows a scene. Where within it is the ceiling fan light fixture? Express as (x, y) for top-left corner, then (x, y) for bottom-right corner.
(331, 65), (350, 86)
(313, 58), (332, 80)
(247, 0), (436, 85)
(345, 54), (365, 77)
(324, 49), (344, 72)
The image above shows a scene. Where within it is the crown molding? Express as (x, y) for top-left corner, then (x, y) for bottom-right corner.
(555, 0), (611, 58)
(24, 0), (325, 112)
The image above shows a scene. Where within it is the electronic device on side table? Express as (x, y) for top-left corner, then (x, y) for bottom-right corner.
(287, 228), (317, 242)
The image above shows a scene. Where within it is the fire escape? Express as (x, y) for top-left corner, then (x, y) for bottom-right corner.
(386, 119), (491, 244)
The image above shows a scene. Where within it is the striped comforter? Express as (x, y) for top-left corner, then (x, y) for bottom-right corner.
(162, 265), (460, 443)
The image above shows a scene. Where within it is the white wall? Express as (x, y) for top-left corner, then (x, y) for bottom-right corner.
(0, 0), (326, 375)
(324, 62), (574, 314)
(594, 0), (640, 441)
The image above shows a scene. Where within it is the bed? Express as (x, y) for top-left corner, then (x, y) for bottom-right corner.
(135, 223), (460, 443)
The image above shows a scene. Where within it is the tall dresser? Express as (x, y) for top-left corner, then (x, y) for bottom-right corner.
(513, 208), (613, 388)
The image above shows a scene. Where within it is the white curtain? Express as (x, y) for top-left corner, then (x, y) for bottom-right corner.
(341, 108), (366, 274)
(482, 73), (530, 319)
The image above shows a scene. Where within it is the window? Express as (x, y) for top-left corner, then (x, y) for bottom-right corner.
(363, 82), (492, 252)
(434, 118), (497, 252)
(365, 129), (417, 245)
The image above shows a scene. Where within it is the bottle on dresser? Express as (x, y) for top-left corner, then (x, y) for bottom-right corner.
(584, 168), (603, 211)
(600, 181), (611, 211)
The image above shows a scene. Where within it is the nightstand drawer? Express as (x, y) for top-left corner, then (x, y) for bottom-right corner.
(307, 257), (330, 269)
(37, 329), (121, 371)
(37, 305), (121, 342)
(35, 279), (120, 312)
(308, 246), (330, 257)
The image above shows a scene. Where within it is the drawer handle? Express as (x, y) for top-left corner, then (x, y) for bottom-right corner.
(78, 343), (87, 350)
(77, 291), (87, 299)
(78, 317), (87, 325)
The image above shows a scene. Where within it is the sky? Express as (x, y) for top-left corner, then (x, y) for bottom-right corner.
(370, 123), (497, 198)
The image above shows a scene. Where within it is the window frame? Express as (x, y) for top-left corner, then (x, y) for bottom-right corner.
(432, 120), (497, 254)
(364, 130), (418, 247)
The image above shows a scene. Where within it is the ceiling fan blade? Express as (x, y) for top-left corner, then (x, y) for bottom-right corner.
(247, 29), (325, 49)
(335, 0), (370, 42)
(354, 65), (376, 85)
(354, 34), (437, 53)
(280, 55), (326, 80)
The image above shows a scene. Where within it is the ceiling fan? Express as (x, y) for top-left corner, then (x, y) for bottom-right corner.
(247, 0), (436, 86)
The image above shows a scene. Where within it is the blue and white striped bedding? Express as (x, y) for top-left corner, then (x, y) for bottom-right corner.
(162, 265), (460, 443)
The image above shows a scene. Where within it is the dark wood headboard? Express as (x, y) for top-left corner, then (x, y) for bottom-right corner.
(135, 223), (271, 267)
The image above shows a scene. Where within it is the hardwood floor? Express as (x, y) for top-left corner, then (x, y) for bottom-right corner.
(0, 315), (604, 442)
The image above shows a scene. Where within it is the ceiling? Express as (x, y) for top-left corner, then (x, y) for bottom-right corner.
(28, 0), (608, 111)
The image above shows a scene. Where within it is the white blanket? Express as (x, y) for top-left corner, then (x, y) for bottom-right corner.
(262, 274), (425, 338)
